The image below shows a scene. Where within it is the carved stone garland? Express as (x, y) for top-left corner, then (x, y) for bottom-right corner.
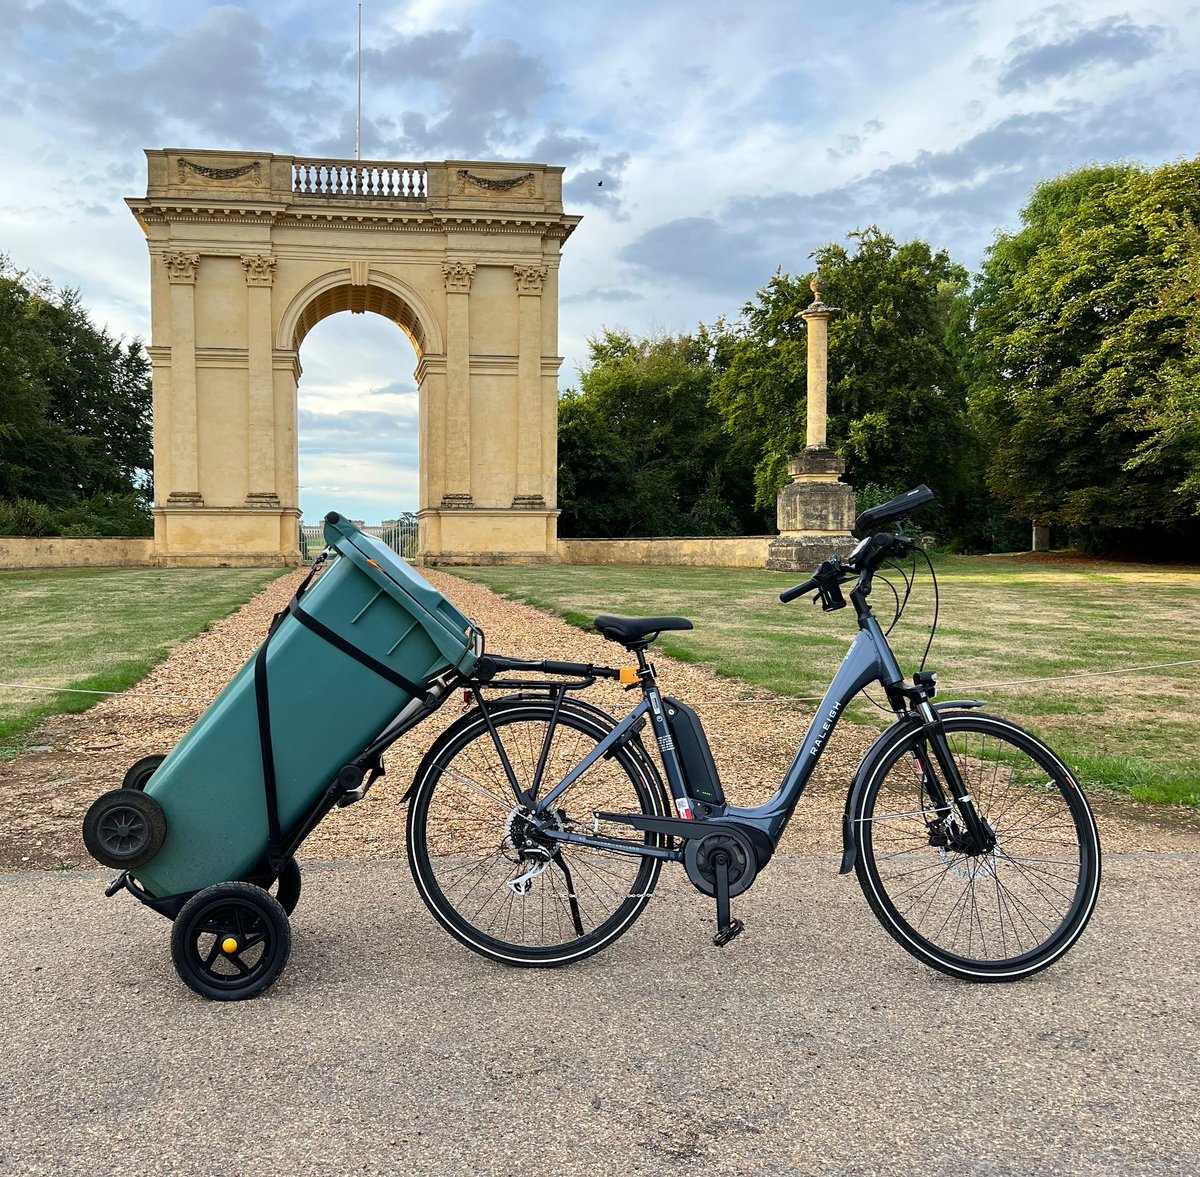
(457, 169), (535, 196)
(178, 158), (263, 186)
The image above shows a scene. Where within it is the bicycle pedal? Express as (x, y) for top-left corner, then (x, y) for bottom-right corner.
(712, 919), (744, 948)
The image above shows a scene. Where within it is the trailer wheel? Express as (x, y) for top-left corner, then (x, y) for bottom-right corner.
(122, 754), (166, 791)
(171, 882), (291, 1001)
(273, 859), (302, 916)
(82, 789), (167, 869)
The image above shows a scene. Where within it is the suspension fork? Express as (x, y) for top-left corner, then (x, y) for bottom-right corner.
(911, 702), (995, 854)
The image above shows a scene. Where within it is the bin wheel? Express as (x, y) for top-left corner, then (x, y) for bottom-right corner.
(122, 754), (166, 791)
(171, 882), (291, 1002)
(82, 788), (167, 869)
(273, 859), (302, 916)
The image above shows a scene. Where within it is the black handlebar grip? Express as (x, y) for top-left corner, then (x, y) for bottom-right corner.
(780, 578), (817, 604)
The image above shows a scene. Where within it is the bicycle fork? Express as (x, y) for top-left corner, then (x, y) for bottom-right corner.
(909, 704), (996, 856)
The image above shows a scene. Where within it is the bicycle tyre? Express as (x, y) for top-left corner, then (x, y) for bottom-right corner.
(852, 712), (1101, 981)
(407, 699), (666, 967)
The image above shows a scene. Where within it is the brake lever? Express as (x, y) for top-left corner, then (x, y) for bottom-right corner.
(812, 559), (848, 612)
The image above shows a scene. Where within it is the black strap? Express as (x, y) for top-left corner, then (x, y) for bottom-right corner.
(254, 554), (327, 875)
(286, 597), (431, 700)
(254, 636), (285, 873)
(252, 553), (431, 874)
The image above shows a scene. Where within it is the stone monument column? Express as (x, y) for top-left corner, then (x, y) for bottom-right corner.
(513, 263), (548, 508)
(765, 276), (857, 572)
(442, 261), (476, 507)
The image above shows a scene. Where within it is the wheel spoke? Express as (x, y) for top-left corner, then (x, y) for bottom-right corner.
(172, 885), (290, 1000)
(411, 705), (662, 959)
(858, 716), (1098, 976)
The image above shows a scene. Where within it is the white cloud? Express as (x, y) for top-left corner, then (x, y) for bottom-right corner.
(2, 0), (1197, 516)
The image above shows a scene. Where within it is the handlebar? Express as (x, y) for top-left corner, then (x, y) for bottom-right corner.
(780, 532), (920, 610)
(779, 577), (818, 604)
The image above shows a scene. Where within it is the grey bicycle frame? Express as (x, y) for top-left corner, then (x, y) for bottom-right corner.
(537, 613), (905, 848)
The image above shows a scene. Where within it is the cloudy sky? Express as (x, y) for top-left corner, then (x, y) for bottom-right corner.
(2, 0), (1197, 522)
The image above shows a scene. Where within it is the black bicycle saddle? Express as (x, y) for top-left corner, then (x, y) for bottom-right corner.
(593, 614), (693, 645)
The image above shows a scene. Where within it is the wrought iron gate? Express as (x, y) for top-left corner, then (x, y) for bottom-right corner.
(299, 513), (417, 563)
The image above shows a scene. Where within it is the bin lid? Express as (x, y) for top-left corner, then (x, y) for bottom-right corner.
(321, 513), (482, 664)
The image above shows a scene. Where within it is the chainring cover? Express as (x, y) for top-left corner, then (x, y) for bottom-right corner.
(684, 826), (758, 898)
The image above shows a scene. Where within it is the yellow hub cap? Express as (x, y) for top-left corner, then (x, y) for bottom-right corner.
(221, 937), (239, 954)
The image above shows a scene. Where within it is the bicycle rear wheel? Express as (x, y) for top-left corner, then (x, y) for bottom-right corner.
(406, 699), (665, 966)
(853, 713), (1100, 981)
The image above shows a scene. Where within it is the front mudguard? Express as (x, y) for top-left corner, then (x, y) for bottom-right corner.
(838, 701), (986, 874)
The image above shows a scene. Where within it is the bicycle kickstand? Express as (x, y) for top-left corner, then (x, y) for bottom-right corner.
(711, 850), (744, 948)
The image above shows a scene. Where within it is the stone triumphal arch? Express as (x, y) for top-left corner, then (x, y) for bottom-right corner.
(127, 149), (579, 565)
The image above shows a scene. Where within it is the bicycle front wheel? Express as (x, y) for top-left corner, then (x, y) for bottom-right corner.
(853, 713), (1100, 981)
(407, 700), (666, 967)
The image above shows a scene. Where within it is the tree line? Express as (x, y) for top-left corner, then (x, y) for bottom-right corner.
(558, 160), (1200, 555)
(0, 258), (152, 537)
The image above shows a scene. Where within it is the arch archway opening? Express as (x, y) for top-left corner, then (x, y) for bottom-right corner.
(290, 282), (428, 357)
(295, 306), (421, 533)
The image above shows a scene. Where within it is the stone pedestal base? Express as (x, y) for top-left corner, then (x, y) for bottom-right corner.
(767, 446), (857, 573)
(416, 507), (562, 566)
(152, 505), (303, 567)
(776, 453), (855, 534)
(766, 532), (856, 573)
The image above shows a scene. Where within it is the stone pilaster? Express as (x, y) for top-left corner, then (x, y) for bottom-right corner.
(513, 264), (547, 508)
(163, 251), (202, 505)
(242, 254), (278, 506)
(442, 262), (476, 507)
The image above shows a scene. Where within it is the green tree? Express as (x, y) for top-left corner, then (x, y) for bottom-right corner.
(0, 266), (77, 501)
(967, 159), (1200, 551)
(710, 228), (975, 537)
(557, 330), (759, 537)
(0, 259), (152, 531)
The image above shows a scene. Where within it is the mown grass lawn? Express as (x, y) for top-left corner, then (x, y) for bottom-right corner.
(455, 555), (1200, 807)
(0, 566), (288, 755)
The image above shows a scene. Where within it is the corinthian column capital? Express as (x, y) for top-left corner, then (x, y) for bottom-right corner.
(513, 264), (547, 295)
(163, 251), (199, 284)
(240, 254), (277, 286)
(442, 261), (476, 292)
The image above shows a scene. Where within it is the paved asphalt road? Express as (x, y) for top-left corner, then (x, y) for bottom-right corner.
(0, 852), (1196, 1176)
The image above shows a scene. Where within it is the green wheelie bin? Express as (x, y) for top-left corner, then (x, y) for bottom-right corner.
(87, 513), (480, 900)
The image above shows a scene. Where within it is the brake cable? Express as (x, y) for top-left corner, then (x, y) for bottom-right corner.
(917, 547), (940, 673)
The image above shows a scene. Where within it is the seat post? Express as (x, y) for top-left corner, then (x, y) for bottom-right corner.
(633, 643), (653, 677)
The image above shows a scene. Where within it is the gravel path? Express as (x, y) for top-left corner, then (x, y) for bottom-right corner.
(1, 566), (1195, 872)
(2, 566), (1198, 1175)
(0, 853), (1196, 1175)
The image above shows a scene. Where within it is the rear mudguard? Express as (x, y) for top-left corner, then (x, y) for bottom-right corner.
(838, 701), (986, 874)
(400, 692), (672, 819)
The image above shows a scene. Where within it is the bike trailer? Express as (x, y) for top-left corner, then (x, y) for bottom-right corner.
(84, 513), (481, 904)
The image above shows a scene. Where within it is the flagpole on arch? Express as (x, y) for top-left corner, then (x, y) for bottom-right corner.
(356, 3), (362, 161)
